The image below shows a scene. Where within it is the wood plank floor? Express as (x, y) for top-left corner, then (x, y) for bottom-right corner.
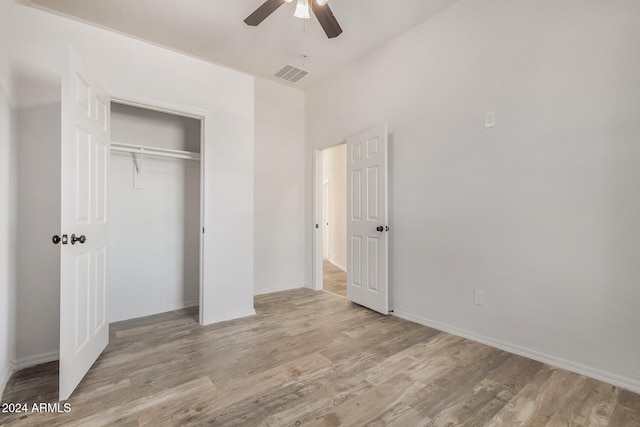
(2, 288), (639, 426)
(323, 259), (346, 297)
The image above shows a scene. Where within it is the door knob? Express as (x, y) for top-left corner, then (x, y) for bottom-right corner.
(71, 234), (86, 245)
(376, 226), (384, 232)
(52, 234), (69, 245)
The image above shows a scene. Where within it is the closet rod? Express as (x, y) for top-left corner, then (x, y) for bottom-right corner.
(110, 141), (201, 161)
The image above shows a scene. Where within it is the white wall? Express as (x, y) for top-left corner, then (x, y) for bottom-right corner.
(306, 0), (640, 392)
(0, 0), (12, 98)
(11, 3), (254, 362)
(109, 104), (200, 322)
(0, 0), (17, 396)
(322, 144), (346, 270)
(111, 103), (201, 152)
(15, 104), (61, 364)
(0, 86), (14, 395)
(253, 77), (305, 295)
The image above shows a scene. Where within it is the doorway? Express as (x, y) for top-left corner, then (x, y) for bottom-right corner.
(317, 143), (347, 297)
(109, 101), (202, 322)
(313, 125), (389, 313)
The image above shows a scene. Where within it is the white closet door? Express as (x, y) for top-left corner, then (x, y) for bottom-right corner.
(59, 46), (110, 401)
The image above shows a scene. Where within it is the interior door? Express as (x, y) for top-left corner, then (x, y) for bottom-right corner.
(346, 125), (389, 314)
(323, 180), (330, 259)
(59, 46), (110, 401)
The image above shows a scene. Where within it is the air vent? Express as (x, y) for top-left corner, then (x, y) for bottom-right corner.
(274, 65), (309, 83)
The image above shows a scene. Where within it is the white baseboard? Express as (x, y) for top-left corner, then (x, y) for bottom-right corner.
(327, 259), (346, 272)
(182, 299), (199, 308)
(1, 363), (12, 398)
(11, 351), (59, 371)
(392, 309), (640, 394)
(201, 309), (256, 326)
(254, 284), (304, 296)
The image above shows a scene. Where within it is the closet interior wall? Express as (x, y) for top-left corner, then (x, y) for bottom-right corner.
(109, 102), (201, 323)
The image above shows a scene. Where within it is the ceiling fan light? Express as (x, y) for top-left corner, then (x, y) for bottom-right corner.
(293, 0), (310, 19)
(316, 0), (329, 5)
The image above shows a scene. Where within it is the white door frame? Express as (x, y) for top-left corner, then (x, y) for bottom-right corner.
(110, 95), (210, 325)
(312, 148), (324, 291)
(312, 143), (347, 292)
(322, 179), (330, 260)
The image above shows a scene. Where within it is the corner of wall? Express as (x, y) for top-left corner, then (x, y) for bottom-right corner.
(0, 365), (11, 400)
(253, 78), (306, 295)
(0, 78), (18, 400)
(0, 2), (16, 393)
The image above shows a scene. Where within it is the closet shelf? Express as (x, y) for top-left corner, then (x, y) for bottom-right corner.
(110, 141), (200, 161)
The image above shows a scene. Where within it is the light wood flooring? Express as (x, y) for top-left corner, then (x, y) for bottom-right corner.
(323, 259), (347, 297)
(2, 288), (640, 426)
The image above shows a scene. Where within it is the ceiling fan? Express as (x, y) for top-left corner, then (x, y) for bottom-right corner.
(244, 0), (343, 39)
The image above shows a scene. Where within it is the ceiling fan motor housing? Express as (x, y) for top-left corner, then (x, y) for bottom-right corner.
(244, 0), (343, 39)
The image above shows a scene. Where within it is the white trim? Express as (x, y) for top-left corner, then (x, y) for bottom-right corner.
(392, 309), (640, 394)
(111, 96), (206, 120)
(1, 364), (12, 397)
(110, 141), (201, 161)
(322, 178), (330, 261)
(254, 284), (304, 296)
(182, 299), (199, 309)
(312, 148), (323, 291)
(11, 351), (60, 371)
(201, 309), (256, 326)
(199, 109), (207, 326)
(327, 258), (347, 272)
(313, 143), (349, 291)
(109, 95), (210, 327)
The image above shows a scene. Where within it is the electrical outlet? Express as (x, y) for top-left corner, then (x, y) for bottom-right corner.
(474, 289), (485, 306)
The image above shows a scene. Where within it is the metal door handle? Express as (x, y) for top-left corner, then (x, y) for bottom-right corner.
(376, 226), (384, 232)
(71, 234), (86, 245)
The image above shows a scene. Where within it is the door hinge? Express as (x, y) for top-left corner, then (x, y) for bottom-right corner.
(202, 227), (205, 234)
(315, 224), (319, 229)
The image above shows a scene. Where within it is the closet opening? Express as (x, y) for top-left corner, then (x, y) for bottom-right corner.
(108, 100), (202, 323)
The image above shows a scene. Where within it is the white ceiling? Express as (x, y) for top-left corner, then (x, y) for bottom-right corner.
(22, 0), (459, 90)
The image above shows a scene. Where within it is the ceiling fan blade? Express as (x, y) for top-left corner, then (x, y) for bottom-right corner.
(311, 2), (343, 39)
(244, 0), (287, 26)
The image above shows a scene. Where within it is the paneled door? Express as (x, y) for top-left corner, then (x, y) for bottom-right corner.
(346, 125), (389, 315)
(59, 46), (110, 401)
(323, 180), (330, 258)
